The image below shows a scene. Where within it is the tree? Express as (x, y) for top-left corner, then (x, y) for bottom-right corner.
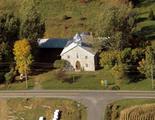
(0, 11), (20, 61)
(20, 5), (45, 42)
(13, 39), (33, 88)
(95, 2), (135, 50)
(137, 46), (154, 79)
(0, 11), (20, 44)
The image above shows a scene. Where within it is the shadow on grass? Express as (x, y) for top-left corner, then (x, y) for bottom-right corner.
(140, 25), (155, 40)
(136, 17), (148, 23)
(62, 75), (81, 84)
(139, 0), (155, 8)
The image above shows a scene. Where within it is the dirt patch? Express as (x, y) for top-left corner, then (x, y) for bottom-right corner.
(0, 99), (8, 120)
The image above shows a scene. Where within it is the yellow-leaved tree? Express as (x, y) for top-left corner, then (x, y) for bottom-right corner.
(13, 39), (33, 88)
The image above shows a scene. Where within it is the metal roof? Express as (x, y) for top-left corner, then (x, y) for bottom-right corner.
(38, 38), (68, 48)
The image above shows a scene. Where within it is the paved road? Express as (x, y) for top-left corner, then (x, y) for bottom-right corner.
(0, 90), (155, 120)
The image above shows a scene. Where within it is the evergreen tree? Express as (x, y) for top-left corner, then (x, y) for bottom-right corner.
(20, 6), (45, 42)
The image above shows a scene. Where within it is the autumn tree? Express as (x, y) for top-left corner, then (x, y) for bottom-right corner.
(137, 46), (154, 79)
(13, 39), (33, 88)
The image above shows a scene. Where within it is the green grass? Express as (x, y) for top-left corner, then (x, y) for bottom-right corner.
(6, 98), (87, 120)
(120, 79), (152, 90)
(0, 69), (154, 90)
(39, 70), (115, 90)
(30, 70), (153, 90)
(0, 79), (35, 90)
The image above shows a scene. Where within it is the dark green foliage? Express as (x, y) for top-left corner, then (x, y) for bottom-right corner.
(0, 42), (10, 61)
(104, 104), (113, 120)
(53, 60), (69, 69)
(4, 67), (16, 84)
(0, 11), (20, 44)
(104, 103), (120, 120)
(108, 85), (120, 90)
(0, 11), (20, 61)
(20, 6), (45, 41)
(0, 72), (5, 83)
(148, 9), (155, 20)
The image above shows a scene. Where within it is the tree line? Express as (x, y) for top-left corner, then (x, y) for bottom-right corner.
(0, 0), (45, 88)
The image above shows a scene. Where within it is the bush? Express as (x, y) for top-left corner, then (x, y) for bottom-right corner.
(100, 51), (121, 69)
(104, 104), (113, 120)
(54, 69), (69, 81)
(108, 85), (120, 90)
(0, 72), (5, 84)
(104, 103), (120, 120)
(111, 64), (127, 80)
(4, 68), (16, 84)
(53, 60), (69, 69)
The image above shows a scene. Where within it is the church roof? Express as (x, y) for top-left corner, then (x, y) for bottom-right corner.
(38, 38), (68, 48)
(60, 33), (97, 56)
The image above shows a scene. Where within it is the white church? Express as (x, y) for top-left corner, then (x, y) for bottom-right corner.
(60, 33), (98, 71)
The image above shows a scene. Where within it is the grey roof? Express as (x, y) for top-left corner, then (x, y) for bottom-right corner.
(65, 33), (97, 55)
(38, 38), (68, 48)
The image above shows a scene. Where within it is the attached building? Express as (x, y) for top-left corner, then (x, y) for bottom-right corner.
(37, 38), (68, 63)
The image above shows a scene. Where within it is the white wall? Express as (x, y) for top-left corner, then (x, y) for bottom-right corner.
(61, 46), (95, 71)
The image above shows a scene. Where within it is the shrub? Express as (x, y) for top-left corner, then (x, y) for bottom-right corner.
(54, 69), (69, 81)
(111, 64), (127, 80)
(104, 103), (120, 120)
(100, 51), (121, 69)
(108, 85), (120, 90)
(4, 68), (16, 84)
(0, 72), (5, 84)
(53, 60), (69, 69)
(104, 104), (113, 120)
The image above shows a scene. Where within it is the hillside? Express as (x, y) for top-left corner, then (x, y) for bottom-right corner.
(0, 0), (155, 40)
(135, 0), (155, 46)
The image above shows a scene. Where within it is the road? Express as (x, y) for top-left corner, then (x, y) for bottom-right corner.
(0, 90), (155, 120)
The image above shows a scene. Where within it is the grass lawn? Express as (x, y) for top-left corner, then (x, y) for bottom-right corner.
(104, 99), (155, 120)
(0, 69), (154, 90)
(1, 98), (86, 120)
(26, 70), (153, 91)
(0, 77), (35, 90)
(38, 70), (115, 90)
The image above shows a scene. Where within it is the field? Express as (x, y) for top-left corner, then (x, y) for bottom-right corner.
(0, 98), (86, 120)
(104, 99), (155, 120)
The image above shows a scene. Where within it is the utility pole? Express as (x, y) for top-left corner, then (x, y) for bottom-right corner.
(151, 52), (154, 89)
(151, 64), (154, 89)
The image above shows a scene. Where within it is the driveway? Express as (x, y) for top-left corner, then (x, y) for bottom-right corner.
(0, 90), (155, 120)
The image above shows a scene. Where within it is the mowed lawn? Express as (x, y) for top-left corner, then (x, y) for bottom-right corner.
(31, 70), (153, 90)
(0, 98), (86, 120)
(0, 69), (153, 90)
(38, 70), (115, 90)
